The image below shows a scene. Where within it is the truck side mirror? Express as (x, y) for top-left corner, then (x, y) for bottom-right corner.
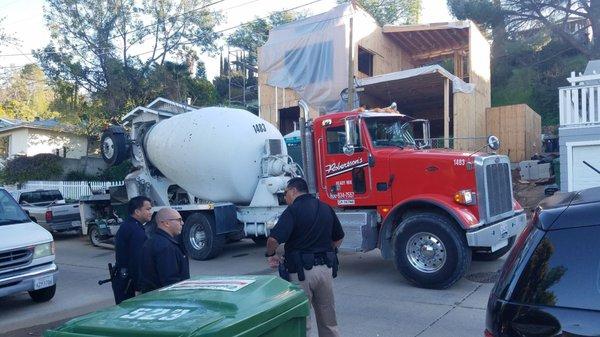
(344, 118), (358, 156)
(487, 135), (500, 151)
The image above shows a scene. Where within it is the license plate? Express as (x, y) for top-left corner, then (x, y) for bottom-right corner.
(72, 220), (81, 227)
(500, 223), (509, 238)
(34, 275), (54, 290)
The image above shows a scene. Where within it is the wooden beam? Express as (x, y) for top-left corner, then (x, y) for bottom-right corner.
(453, 50), (464, 79)
(382, 21), (469, 34)
(444, 78), (450, 148)
(415, 31), (436, 50)
(446, 29), (465, 47)
(424, 30), (446, 49)
(389, 33), (422, 54)
(411, 48), (462, 61)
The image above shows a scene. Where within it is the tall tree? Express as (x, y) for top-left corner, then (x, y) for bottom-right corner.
(337, 0), (421, 26)
(0, 64), (57, 120)
(448, 0), (600, 58)
(35, 0), (223, 117)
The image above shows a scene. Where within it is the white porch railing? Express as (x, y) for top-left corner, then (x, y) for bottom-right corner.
(559, 71), (600, 127)
(22, 180), (124, 200)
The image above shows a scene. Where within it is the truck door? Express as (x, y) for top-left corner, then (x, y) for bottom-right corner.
(318, 121), (372, 206)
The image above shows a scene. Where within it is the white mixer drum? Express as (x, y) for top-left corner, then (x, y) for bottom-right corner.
(144, 107), (286, 204)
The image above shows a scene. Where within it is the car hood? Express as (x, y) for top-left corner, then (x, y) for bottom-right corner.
(0, 221), (53, 251)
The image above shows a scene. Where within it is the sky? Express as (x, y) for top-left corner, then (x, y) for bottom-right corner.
(0, 0), (453, 80)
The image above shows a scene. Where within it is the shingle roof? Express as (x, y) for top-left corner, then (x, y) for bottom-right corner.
(0, 118), (78, 134)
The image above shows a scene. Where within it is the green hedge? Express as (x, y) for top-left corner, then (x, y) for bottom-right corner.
(0, 154), (63, 184)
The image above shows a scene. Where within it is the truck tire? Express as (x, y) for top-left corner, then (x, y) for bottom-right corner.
(393, 212), (471, 289)
(183, 213), (225, 260)
(472, 236), (515, 261)
(88, 225), (102, 247)
(29, 284), (56, 303)
(251, 237), (267, 246)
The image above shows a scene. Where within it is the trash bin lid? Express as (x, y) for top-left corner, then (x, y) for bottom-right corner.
(45, 275), (309, 337)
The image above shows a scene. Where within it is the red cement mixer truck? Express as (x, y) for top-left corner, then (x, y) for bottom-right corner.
(99, 99), (525, 289)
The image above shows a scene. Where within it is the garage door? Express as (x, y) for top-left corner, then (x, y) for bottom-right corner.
(570, 143), (600, 191)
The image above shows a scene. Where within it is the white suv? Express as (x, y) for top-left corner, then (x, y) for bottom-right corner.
(0, 188), (57, 302)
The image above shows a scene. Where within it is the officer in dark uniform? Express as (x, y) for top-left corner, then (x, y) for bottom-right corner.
(266, 177), (344, 337)
(112, 196), (152, 304)
(140, 207), (189, 293)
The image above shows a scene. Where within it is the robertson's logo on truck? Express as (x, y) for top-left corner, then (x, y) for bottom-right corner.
(325, 158), (367, 177)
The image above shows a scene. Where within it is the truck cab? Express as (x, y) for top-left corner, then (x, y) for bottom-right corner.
(311, 111), (526, 288)
(0, 188), (58, 302)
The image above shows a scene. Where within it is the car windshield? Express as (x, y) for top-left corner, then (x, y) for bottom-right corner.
(0, 190), (30, 225)
(364, 117), (416, 148)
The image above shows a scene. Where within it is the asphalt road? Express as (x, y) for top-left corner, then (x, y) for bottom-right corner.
(0, 233), (505, 337)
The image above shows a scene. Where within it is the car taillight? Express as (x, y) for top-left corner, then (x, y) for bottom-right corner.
(45, 210), (53, 222)
(484, 329), (495, 337)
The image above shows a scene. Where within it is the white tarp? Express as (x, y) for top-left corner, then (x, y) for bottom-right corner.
(259, 4), (378, 113)
(357, 65), (475, 94)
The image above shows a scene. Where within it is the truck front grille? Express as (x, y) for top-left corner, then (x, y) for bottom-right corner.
(476, 156), (514, 223)
(485, 163), (513, 217)
(0, 248), (33, 272)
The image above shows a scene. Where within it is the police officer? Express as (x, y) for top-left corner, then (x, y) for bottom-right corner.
(113, 196), (152, 304)
(140, 207), (189, 293)
(266, 177), (345, 337)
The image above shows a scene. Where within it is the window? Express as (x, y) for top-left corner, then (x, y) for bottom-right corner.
(509, 226), (600, 311)
(326, 126), (346, 154)
(365, 117), (416, 148)
(352, 167), (366, 194)
(326, 125), (361, 154)
(0, 135), (9, 159)
(358, 47), (374, 76)
(20, 190), (63, 205)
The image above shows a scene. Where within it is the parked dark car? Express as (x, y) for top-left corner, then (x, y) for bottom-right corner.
(485, 186), (600, 337)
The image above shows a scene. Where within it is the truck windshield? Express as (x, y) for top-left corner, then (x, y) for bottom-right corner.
(0, 190), (30, 226)
(365, 117), (416, 148)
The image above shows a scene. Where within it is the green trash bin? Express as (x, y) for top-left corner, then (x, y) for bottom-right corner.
(45, 276), (309, 337)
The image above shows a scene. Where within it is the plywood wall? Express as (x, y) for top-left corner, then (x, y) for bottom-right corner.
(486, 104), (542, 162)
(356, 26), (415, 79)
(453, 22), (491, 150)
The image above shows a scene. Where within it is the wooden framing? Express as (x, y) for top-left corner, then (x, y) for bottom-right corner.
(486, 104), (542, 163)
(453, 21), (491, 150)
(257, 7), (491, 149)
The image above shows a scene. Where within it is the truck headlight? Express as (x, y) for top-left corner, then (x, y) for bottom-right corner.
(33, 242), (55, 259)
(454, 190), (476, 205)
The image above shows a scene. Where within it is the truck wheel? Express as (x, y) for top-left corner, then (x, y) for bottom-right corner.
(251, 237), (267, 246)
(101, 126), (129, 166)
(183, 213), (225, 260)
(393, 212), (471, 289)
(89, 225), (101, 247)
(472, 237), (515, 261)
(29, 284), (56, 303)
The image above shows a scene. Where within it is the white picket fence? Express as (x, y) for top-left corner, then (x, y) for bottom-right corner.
(22, 181), (124, 200)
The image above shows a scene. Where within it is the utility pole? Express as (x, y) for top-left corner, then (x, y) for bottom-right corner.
(346, 16), (355, 111)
